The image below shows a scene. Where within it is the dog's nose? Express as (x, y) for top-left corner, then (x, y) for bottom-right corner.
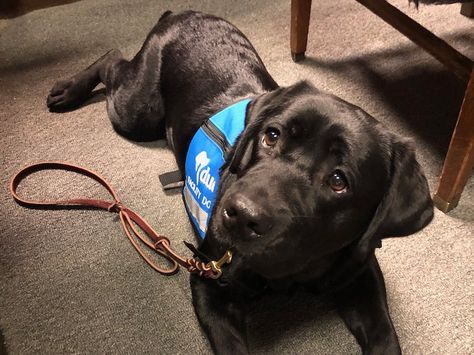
(222, 193), (273, 237)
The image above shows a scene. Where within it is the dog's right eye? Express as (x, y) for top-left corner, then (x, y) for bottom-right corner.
(262, 127), (280, 148)
(328, 170), (348, 193)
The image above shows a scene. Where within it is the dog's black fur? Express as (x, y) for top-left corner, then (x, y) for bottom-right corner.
(47, 11), (434, 355)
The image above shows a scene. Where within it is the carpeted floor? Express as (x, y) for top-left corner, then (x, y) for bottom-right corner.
(0, 0), (473, 354)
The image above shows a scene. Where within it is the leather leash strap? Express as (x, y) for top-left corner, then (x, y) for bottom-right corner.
(9, 162), (220, 278)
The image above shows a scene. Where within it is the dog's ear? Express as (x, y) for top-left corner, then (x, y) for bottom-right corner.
(228, 100), (264, 174)
(356, 135), (434, 259)
(229, 81), (315, 174)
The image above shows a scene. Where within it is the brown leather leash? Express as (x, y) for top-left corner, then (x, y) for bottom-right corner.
(9, 162), (232, 279)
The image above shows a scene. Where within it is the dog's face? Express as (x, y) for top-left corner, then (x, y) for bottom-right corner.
(208, 81), (433, 280)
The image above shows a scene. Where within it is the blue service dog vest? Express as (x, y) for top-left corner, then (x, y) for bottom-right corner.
(183, 99), (251, 238)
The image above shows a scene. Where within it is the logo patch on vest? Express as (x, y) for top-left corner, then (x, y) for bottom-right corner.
(195, 151), (216, 193)
(183, 99), (251, 238)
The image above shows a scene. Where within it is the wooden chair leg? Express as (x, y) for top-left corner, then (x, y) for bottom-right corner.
(461, 2), (474, 18)
(356, 0), (472, 82)
(433, 68), (474, 212)
(290, 0), (312, 62)
(0, 0), (79, 18)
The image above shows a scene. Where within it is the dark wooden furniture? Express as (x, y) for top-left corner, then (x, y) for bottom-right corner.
(290, 0), (474, 212)
(0, 0), (79, 18)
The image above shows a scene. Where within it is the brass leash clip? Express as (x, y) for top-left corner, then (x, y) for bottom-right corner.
(207, 250), (233, 279)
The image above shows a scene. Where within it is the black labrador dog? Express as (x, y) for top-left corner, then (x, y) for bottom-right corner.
(47, 11), (433, 355)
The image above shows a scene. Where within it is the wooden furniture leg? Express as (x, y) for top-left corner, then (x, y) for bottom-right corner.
(0, 0), (79, 18)
(355, 0), (472, 82)
(290, 0), (312, 62)
(433, 68), (474, 212)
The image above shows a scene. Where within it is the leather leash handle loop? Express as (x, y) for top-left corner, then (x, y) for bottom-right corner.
(10, 161), (121, 210)
(9, 162), (194, 276)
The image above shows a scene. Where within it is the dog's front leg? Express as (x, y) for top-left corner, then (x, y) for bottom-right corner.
(331, 255), (402, 355)
(190, 274), (249, 355)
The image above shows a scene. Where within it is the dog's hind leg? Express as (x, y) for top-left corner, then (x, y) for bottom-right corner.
(47, 13), (172, 141)
(47, 44), (165, 141)
(47, 49), (121, 112)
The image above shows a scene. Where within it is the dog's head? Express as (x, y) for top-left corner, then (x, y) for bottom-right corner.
(208, 81), (433, 280)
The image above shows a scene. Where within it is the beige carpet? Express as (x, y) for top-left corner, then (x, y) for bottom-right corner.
(1, 0), (473, 353)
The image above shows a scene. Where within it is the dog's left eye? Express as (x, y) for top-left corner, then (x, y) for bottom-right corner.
(262, 127), (280, 148)
(328, 170), (348, 193)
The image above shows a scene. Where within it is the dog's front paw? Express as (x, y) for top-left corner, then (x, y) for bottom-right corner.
(363, 334), (401, 355)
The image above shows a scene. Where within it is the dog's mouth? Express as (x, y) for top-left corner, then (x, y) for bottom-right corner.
(211, 204), (337, 281)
